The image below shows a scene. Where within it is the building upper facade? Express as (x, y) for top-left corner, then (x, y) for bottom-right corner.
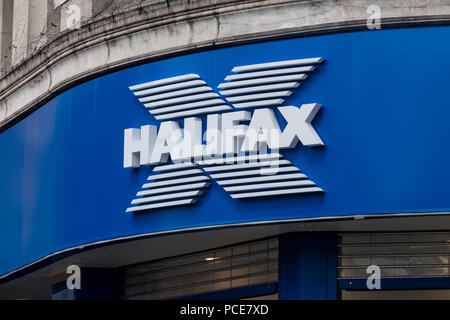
(1, 0), (450, 288)
(0, 0), (450, 131)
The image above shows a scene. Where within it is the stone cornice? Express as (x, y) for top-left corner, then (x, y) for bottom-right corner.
(1, 0), (449, 130)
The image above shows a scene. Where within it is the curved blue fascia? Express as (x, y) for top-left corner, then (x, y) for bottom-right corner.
(1, 26), (450, 277)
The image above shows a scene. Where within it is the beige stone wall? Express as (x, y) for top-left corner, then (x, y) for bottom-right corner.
(60, 0), (92, 32)
(0, 0), (450, 129)
(28, 0), (48, 54)
(0, 0), (3, 57)
(11, 0), (29, 66)
(0, 0), (12, 74)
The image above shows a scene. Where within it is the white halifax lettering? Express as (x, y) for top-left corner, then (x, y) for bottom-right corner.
(123, 104), (323, 168)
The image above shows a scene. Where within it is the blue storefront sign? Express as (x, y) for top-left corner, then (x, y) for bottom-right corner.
(1, 26), (450, 277)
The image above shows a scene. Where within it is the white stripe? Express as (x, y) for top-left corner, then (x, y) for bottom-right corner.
(138, 86), (211, 103)
(144, 93), (220, 108)
(210, 166), (299, 179)
(226, 91), (292, 103)
(225, 66), (316, 81)
(129, 74), (199, 91)
(154, 105), (232, 120)
(137, 182), (210, 197)
(153, 163), (196, 172)
(142, 176), (210, 188)
(230, 187), (323, 198)
(148, 169), (204, 180)
(232, 58), (323, 73)
(126, 199), (196, 212)
(203, 160), (291, 172)
(217, 173), (306, 186)
(224, 180), (316, 192)
(197, 153), (282, 165)
(131, 190), (203, 205)
(149, 99), (226, 114)
(233, 99), (284, 108)
(134, 80), (206, 97)
(218, 74), (307, 89)
(220, 83), (299, 96)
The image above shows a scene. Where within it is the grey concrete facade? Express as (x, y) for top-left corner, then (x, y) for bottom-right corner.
(0, 0), (449, 130)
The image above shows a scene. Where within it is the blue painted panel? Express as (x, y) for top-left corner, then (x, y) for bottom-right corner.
(278, 233), (337, 299)
(340, 277), (450, 291)
(175, 283), (277, 300)
(1, 26), (450, 276)
(52, 268), (118, 300)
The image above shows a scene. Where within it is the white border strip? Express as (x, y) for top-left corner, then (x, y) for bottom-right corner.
(232, 58), (323, 72)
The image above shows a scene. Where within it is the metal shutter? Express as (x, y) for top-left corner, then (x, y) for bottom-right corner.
(339, 232), (450, 279)
(120, 238), (278, 300)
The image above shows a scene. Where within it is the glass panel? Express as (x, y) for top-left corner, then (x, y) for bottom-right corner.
(268, 239), (278, 249)
(231, 278), (249, 288)
(410, 256), (448, 265)
(251, 241), (268, 252)
(124, 271), (165, 286)
(339, 268), (367, 278)
(268, 249), (278, 259)
(215, 270), (231, 281)
(214, 258), (231, 269)
(409, 267), (448, 277)
(125, 282), (159, 296)
(197, 261), (214, 273)
(268, 262), (278, 271)
(125, 262), (165, 275)
(409, 233), (449, 243)
(164, 265), (197, 278)
(370, 233), (410, 244)
(371, 257), (395, 266)
(340, 257), (371, 267)
(249, 274), (268, 285)
(214, 280), (230, 291)
(381, 267), (411, 277)
(215, 248), (232, 258)
(370, 245), (410, 255)
(268, 272), (278, 282)
(192, 283), (214, 295)
(250, 252), (268, 263)
(232, 256), (250, 267)
(122, 237), (278, 299)
(393, 256), (410, 265)
(233, 245), (250, 256)
(341, 246), (372, 255)
(182, 255), (198, 265)
(165, 258), (182, 268)
(409, 244), (448, 254)
(249, 263), (268, 274)
(340, 234), (371, 244)
(232, 266), (250, 278)
(164, 273), (213, 288)
(339, 232), (450, 280)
